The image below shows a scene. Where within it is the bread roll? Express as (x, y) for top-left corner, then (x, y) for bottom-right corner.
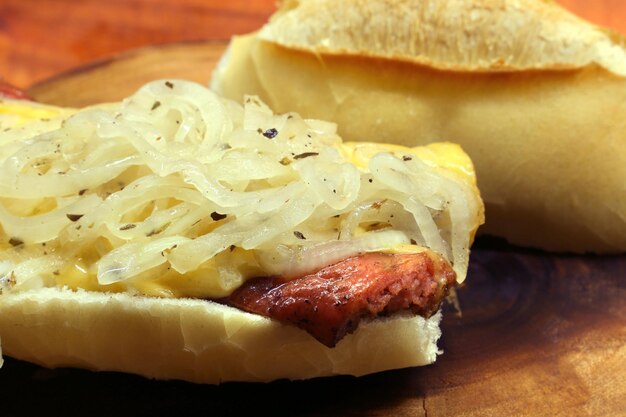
(0, 81), (482, 383)
(212, 0), (626, 252)
(0, 288), (440, 383)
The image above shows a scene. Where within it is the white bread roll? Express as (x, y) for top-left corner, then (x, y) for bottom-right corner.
(0, 287), (440, 383)
(212, 0), (626, 253)
(0, 81), (481, 383)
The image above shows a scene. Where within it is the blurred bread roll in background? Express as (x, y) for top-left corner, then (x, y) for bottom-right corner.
(212, 0), (626, 253)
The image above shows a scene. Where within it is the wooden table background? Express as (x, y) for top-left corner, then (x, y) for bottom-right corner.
(1, 0), (626, 89)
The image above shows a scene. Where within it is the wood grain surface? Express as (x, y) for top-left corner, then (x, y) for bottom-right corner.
(1, 0), (626, 89)
(28, 41), (228, 107)
(0, 0), (275, 88)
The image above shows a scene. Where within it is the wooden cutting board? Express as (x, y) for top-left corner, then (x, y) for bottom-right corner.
(0, 42), (624, 417)
(28, 41), (229, 107)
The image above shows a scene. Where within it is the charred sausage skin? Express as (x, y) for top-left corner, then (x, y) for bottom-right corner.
(222, 251), (456, 347)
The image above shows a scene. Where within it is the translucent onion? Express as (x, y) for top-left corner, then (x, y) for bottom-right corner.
(0, 79), (481, 297)
(256, 229), (411, 278)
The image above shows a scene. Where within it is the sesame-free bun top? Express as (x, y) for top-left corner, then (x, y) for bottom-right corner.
(260, 0), (626, 74)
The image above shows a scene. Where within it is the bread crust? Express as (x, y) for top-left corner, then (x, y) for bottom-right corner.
(0, 287), (441, 383)
(212, 1), (626, 252)
(262, 0), (626, 75)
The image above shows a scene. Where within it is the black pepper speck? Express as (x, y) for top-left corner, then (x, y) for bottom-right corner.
(262, 128), (278, 139)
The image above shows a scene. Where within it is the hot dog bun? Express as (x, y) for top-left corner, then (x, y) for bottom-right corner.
(0, 81), (482, 383)
(212, 0), (626, 253)
(0, 287), (441, 383)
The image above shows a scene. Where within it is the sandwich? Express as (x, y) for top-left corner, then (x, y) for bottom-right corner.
(211, 0), (626, 253)
(0, 80), (483, 383)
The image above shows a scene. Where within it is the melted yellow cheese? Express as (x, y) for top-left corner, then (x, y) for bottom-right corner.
(50, 246), (265, 299)
(0, 99), (69, 128)
(343, 141), (478, 187)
